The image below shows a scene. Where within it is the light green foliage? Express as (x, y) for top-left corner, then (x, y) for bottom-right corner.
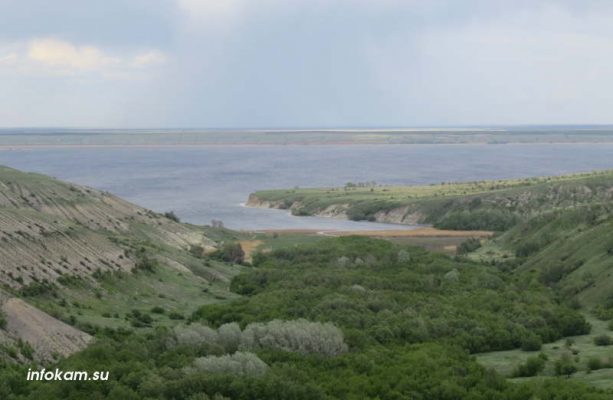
(173, 320), (347, 356)
(189, 352), (268, 376)
(240, 319), (347, 356)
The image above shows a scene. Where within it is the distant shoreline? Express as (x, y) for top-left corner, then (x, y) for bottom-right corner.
(3, 141), (613, 150)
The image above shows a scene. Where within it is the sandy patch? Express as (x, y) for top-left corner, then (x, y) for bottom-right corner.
(239, 240), (263, 263)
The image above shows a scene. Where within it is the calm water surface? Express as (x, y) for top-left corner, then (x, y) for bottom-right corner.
(1, 144), (613, 230)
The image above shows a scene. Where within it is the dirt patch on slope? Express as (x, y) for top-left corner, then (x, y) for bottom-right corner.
(239, 240), (263, 263)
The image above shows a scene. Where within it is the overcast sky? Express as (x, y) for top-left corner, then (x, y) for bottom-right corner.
(1, 0), (612, 128)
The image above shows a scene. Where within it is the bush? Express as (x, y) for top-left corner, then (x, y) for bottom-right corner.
(456, 238), (482, 255)
(512, 354), (547, 377)
(129, 310), (153, 327)
(188, 352), (268, 376)
(134, 255), (158, 272)
(172, 319), (347, 356)
(168, 312), (185, 320)
(19, 281), (56, 297)
(0, 312), (6, 330)
(516, 242), (541, 258)
(164, 211), (180, 223)
(217, 323), (242, 353)
(594, 334), (611, 346)
(520, 334), (542, 351)
(174, 324), (219, 348)
(240, 319), (347, 356)
(213, 242), (245, 264)
(586, 357), (610, 371)
(554, 355), (577, 377)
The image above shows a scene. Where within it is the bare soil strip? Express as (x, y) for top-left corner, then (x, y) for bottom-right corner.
(256, 227), (493, 238)
(238, 240), (264, 263)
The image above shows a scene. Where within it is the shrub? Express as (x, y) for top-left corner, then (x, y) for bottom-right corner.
(240, 319), (347, 356)
(594, 334), (611, 346)
(173, 319), (347, 357)
(217, 323), (242, 353)
(164, 211), (180, 223)
(151, 306), (165, 314)
(134, 256), (158, 273)
(516, 242), (541, 258)
(554, 355), (577, 377)
(520, 334), (542, 351)
(169, 312), (184, 320)
(188, 352), (268, 376)
(213, 242), (245, 264)
(19, 281), (56, 297)
(0, 311), (6, 330)
(17, 340), (34, 360)
(129, 310), (153, 327)
(512, 354), (547, 377)
(457, 238), (482, 255)
(397, 249), (411, 263)
(174, 324), (219, 348)
(587, 357), (606, 371)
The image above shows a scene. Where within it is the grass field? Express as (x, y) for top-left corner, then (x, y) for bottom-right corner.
(253, 170), (613, 205)
(23, 261), (241, 332)
(476, 315), (613, 389)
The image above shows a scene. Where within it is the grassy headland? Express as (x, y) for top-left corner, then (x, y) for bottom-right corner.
(248, 170), (613, 231)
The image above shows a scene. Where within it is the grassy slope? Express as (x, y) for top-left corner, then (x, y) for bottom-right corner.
(470, 205), (613, 308)
(477, 315), (613, 389)
(250, 170), (613, 229)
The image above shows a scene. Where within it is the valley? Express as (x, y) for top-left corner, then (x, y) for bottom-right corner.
(2, 166), (613, 398)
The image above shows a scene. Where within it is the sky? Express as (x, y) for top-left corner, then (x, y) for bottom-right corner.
(1, 0), (612, 128)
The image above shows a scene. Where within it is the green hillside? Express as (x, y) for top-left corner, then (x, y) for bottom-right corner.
(249, 170), (613, 231)
(472, 204), (613, 307)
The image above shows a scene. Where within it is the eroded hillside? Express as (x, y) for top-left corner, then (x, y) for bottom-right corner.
(0, 166), (240, 363)
(0, 166), (216, 288)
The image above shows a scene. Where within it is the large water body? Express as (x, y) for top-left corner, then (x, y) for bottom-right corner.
(2, 144), (613, 230)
